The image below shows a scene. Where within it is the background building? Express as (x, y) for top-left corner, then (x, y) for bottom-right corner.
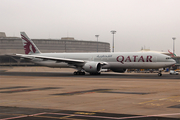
(0, 32), (110, 65)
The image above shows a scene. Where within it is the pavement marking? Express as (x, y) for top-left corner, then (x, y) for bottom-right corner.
(149, 103), (164, 106)
(57, 109), (105, 119)
(0, 115), (29, 120)
(74, 112), (95, 115)
(36, 112), (180, 119)
(0, 112), (46, 120)
(138, 95), (180, 105)
(34, 115), (69, 119)
(0, 113), (25, 116)
(93, 109), (105, 112)
(138, 99), (157, 105)
(0, 111), (180, 120)
(45, 112), (121, 119)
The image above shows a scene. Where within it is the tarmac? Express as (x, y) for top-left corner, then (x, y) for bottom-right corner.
(0, 66), (180, 120)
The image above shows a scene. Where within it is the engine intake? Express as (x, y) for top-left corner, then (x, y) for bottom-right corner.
(83, 62), (102, 73)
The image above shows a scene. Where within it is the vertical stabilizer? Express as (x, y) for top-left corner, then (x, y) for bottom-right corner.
(20, 32), (41, 55)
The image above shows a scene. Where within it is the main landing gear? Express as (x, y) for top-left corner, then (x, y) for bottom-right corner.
(158, 71), (162, 76)
(73, 71), (101, 75)
(90, 72), (101, 75)
(73, 71), (85, 75)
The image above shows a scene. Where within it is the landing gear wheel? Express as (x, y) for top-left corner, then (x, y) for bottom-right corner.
(158, 73), (162, 76)
(90, 72), (101, 75)
(158, 71), (162, 76)
(73, 71), (85, 75)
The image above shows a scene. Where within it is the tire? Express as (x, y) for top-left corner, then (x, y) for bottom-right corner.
(158, 73), (162, 76)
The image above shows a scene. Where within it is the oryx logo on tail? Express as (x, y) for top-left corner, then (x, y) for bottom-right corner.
(21, 34), (36, 54)
(20, 32), (41, 55)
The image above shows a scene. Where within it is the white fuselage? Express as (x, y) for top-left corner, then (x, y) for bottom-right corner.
(31, 52), (175, 69)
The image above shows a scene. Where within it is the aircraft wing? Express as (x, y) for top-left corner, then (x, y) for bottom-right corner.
(15, 54), (85, 64)
(14, 54), (108, 65)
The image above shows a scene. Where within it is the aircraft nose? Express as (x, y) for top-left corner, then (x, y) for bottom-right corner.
(172, 59), (176, 64)
(166, 59), (176, 67)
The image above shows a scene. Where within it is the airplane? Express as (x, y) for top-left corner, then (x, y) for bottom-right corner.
(14, 32), (176, 76)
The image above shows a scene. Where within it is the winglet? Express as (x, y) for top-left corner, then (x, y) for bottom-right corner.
(20, 32), (41, 55)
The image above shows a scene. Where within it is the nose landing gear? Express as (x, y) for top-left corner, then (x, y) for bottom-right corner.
(158, 71), (162, 76)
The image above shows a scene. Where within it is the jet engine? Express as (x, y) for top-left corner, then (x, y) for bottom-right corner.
(83, 62), (102, 73)
(110, 68), (126, 73)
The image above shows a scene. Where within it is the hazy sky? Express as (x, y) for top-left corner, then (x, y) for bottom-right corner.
(1, 0), (180, 55)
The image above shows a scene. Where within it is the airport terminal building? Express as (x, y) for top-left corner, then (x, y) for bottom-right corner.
(0, 32), (110, 65)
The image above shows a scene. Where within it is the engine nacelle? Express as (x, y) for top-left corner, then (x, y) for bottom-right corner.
(110, 68), (126, 73)
(83, 62), (102, 73)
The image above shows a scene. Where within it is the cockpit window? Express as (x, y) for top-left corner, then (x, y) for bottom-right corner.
(166, 57), (172, 59)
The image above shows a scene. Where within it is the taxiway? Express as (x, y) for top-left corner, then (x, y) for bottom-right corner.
(0, 67), (180, 120)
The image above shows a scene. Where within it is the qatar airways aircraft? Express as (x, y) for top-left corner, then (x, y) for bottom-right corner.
(15, 32), (176, 76)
